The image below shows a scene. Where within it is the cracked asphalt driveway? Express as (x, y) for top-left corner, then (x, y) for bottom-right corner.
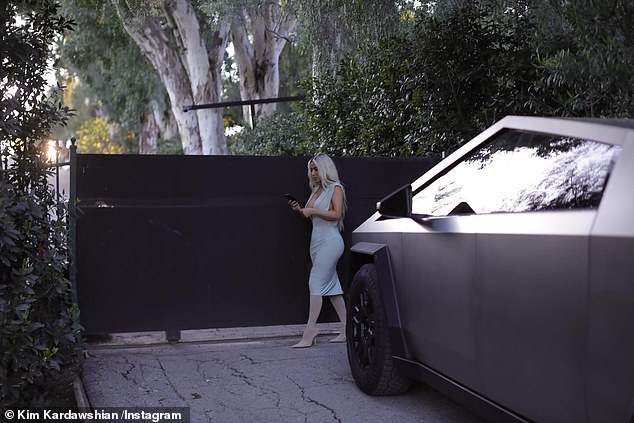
(82, 336), (483, 423)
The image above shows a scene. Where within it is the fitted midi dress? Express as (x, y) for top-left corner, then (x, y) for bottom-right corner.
(307, 183), (344, 296)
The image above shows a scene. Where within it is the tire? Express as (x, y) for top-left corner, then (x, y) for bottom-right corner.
(346, 263), (412, 395)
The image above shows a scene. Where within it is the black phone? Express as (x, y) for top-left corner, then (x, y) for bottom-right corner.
(283, 193), (299, 204)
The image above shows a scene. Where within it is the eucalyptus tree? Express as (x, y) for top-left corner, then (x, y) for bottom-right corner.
(60, 0), (176, 154)
(108, 0), (304, 153)
(299, 0), (410, 77)
(229, 0), (419, 155)
(223, 1), (299, 126)
(111, 0), (229, 154)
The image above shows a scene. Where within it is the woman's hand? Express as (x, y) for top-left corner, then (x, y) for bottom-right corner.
(299, 207), (315, 218)
(288, 200), (313, 219)
(288, 200), (301, 211)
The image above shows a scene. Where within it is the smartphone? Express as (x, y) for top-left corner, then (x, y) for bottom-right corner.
(283, 193), (299, 204)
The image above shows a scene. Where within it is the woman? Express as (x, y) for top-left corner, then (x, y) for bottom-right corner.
(289, 153), (347, 348)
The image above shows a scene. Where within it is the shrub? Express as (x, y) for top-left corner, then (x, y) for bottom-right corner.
(1, 1), (82, 406)
(228, 111), (317, 156)
(301, 5), (536, 157)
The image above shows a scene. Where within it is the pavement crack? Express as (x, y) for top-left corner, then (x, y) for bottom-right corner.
(239, 353), (257, 365)
(227, 364), (256, 388)
(120, 358), (136, 384)
(224, 358), (281, 409)
(287, 375), (342, 423)
(157, 357), (188, 403)
(196, 356), (224, 382)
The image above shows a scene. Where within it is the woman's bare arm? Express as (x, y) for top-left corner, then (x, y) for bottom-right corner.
(301, 186), (344, 220)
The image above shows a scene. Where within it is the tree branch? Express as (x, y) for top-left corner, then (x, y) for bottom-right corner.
(265, 27), (297, 44)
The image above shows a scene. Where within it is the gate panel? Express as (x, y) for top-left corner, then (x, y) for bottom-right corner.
(76, 155), (437, 333)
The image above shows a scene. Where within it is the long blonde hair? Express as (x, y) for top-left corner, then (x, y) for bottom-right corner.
(307, 153), (347, 229)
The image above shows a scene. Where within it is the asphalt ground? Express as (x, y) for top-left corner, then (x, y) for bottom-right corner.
(81, 324), (483, 423)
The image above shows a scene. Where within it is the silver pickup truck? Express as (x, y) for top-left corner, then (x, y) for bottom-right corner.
(346, 116), (634, 423)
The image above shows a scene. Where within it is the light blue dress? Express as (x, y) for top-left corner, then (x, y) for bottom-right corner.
(306, 183), (344, 296)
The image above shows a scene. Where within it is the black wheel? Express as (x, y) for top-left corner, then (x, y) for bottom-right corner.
(346, 263), (412, 395)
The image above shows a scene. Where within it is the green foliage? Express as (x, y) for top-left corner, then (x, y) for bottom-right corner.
(527, 0), (634, 117)
(0, 179), (82, 406)
(1, 0), (82, 407)
(228, 111), (316, 156)
(75, 117), (124, 154)
(277, 41), (312, 113)
(155, 137), (183, 155)
(59, 0), (167, 125)
(299, 0), (409, 76)
(302, 4), (535, 156)
(58, 0), (168, 152)
(300, 1), (634, 157)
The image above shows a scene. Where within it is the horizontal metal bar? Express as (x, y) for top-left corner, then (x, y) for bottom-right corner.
(183, 95), (306, 112)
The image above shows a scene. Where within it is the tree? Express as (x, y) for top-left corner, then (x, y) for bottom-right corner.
(111, 0), (303, 148)
(299, 0), (408, 77)
(229, 0), (416, 156)
(59, 0), (177, 154)
(298, 0), (634, 158)
(75, 117), (125, 154)
(527, 0), (634, 117)
(1, 0), (82, 406)
(60, 1), (307, 153)
(225, 11), (312, 155)
(111, 0), (230, 155)
(228, 111), (314, 155)
(276, 35), (312, 111)
(301, 3), (536, 156)
(227, 1), (299, 126)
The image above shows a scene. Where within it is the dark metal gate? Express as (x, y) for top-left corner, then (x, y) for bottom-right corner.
(74, 155), (437, 334)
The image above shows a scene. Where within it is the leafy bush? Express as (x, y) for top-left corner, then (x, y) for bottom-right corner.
(0, 171), (82, 406)
(228, 111), (317, 156)
(300, 1), (634, 158)
(75, 117), (124, 154)
(1, 1), (82, 406)
(301, 4), (536, 157)
(528, 0), (634, 117)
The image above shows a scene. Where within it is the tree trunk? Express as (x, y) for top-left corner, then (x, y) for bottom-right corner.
(230, 2), (296, 127)
(139, 111), (159, 154)
(138, 101), (178, 154)
(112, 0), (228, 155)
(152, 101), (178, 141)
(165, 0), (228, 154)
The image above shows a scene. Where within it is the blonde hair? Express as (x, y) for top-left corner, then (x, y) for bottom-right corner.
(308, 153), (340, 190)
(307, 153), (347, 229)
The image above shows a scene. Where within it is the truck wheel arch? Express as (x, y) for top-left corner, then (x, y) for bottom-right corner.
(349, 242), (410, 360)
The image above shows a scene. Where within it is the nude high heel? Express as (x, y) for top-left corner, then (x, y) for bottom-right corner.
(329, 333), (346, 343)
(292, 328), (318, 348)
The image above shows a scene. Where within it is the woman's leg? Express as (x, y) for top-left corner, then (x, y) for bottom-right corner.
(292, 295), (323, 348)
(329, 295), (347, 342)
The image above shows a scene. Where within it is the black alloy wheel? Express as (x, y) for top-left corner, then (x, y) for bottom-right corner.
(346, 263), (412, 395)
(351, 286), (376, 371)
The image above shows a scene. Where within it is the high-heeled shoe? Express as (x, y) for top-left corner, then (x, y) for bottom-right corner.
(291, 328), (318, 348)
(329, 333), (346, 343)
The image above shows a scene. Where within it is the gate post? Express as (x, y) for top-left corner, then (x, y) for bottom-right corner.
(165, 330), (181, 343)
(68, 137), (78, 305)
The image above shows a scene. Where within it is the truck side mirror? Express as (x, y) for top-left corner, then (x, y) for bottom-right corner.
(377, 184), (412, 219)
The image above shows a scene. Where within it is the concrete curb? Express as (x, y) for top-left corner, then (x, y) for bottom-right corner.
(72, 375), (92, 423)
(72, 376), (91, 409)
(86, 323), (344, 349)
